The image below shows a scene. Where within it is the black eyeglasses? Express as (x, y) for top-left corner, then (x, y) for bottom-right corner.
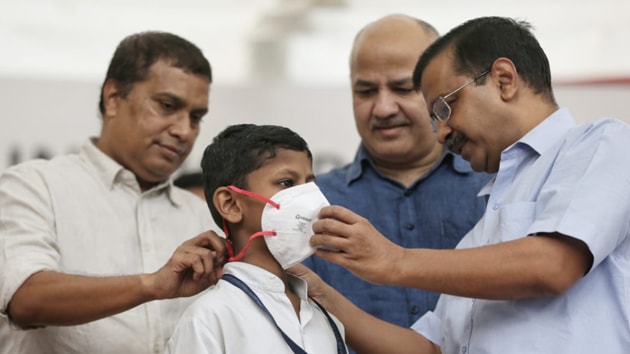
(430, 70), (490, 124)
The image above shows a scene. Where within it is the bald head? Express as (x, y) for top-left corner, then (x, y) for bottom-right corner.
(350, 14), (439, 75)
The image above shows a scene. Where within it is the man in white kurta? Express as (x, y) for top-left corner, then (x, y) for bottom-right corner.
(0, 140), (213, 353)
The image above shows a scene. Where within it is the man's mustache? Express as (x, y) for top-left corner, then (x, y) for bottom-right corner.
(445, 133), (468, 153)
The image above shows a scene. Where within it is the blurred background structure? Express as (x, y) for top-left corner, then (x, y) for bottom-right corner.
(2, 0), (630, 174)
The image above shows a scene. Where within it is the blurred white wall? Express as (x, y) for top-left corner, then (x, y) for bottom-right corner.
(2, 77), (630, 174)
(2, 0), (630, 172)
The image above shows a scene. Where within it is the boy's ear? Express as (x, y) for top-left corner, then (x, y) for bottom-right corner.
(213, 187), (243, 224)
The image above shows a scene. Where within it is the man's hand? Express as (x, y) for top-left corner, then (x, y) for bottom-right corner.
(310, 205), (405, 285)
(287, 264), (329, 302)
(147, 230), (228, 299)
(7, 230), (228, 327)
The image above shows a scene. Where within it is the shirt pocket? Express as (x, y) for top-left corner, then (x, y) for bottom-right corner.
(498, 202), (536, 242)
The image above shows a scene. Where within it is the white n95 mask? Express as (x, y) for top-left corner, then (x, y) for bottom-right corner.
(225, 182), (329, 268)
(261, 182), (329, 269)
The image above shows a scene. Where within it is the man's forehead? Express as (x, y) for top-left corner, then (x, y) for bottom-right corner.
(352, 71), (414, 87)
(421, 51), (454, 85)
(418, 56), (453, 102)
(351, 44), (420, 85)
(353, 36), (428, 67)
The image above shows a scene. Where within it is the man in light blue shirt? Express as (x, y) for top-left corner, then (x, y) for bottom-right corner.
(292, 16), (630, 353)
(303, 14), (491, 330)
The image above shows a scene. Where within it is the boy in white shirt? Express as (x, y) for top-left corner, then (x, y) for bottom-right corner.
(165, 124), (348, 354)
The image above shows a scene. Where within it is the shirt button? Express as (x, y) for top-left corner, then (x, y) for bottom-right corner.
(492, 203), (499, 210)
(153, 343), (161, 353)
(404, 190), (412, 197)
(410, 306), (419, 314)
(462, 346), (467, 353)
(406, 223), (415, 230)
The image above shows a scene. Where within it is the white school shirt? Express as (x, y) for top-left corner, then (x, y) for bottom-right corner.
(412, 108), (630, 354)
(165, 261), (347, 354)
(0, 139), (213, 354)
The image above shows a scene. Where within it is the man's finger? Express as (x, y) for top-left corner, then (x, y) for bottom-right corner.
(310, 232), (348, 251)
(312, 248), (352, 272)
(318, 205), (361, 224)
(287, 264), (310, 278)
(187, 230), (228, 264)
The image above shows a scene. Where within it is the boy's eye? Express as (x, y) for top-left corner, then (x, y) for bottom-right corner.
(278, 180), (294, 188)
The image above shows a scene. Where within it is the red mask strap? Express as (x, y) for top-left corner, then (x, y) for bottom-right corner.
(222, 220), (235, 259)
(223, 185), (280, 262)
(227, 185), (280, 209)
(228, 230), (277, 262)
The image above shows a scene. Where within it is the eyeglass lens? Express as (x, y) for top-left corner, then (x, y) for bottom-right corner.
(433, 97), (451, 122)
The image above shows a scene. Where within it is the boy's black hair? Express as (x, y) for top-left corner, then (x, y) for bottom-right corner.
(200, 124), (312, 227)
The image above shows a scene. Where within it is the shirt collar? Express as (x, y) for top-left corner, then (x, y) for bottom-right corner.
(478, 107), (575, 196)
(344, 143), (474, 185)
(223, 262), (308, 300)
(506, 107), (576, 156)
(80, 137), (180, 205)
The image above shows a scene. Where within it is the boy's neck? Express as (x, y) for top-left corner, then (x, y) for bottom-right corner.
(238, 251), (302, 317)
(241, 253), (288, 283)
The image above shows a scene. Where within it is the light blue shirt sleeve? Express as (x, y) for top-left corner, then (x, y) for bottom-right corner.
(527, 118), (630, 269)
(410, 310), (442, 347)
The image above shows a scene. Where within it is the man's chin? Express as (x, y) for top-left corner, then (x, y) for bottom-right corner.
(469, 162), (486, 172)
(467, 155), (494, 173)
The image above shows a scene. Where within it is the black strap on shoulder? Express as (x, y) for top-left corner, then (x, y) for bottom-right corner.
(222, 273), (346, 354)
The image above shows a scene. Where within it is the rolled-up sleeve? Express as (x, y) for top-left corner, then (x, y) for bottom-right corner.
(411, 310), (442, 347)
